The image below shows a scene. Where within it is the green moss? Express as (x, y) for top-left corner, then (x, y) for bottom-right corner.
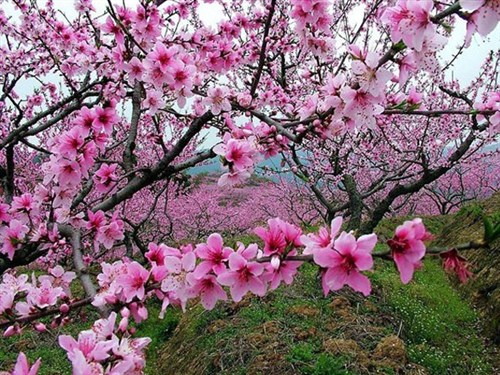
(287, 344), (352, 375)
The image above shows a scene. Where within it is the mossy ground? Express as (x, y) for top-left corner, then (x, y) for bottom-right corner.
(0, 215), (496, 374)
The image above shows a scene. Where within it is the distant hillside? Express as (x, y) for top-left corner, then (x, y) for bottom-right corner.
(187, 152), (291, 180)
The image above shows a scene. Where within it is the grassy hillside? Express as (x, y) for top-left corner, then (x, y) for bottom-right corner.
(435, 193), (500, 347)
(152, 256), (491, 375)
(1, 212), (497, 374)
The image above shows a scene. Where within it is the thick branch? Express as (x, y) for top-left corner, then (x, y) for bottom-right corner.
(93, 112), (213, 213)
(123, 83), (142, 176)
(58, 225), (97, 299)
(250, 0), (276, 97)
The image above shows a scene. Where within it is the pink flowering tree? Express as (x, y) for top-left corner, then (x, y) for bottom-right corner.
(0, 0), (498, 373)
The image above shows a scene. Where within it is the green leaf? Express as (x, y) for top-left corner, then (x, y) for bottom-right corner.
(491, 222), (500, 242)
(483, 215), (494, 242)
(393, 41), (407, 52)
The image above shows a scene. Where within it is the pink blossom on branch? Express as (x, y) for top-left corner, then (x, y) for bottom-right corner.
(217, 244), (266, 302)
(204, 87), (232, 115)
(301, 216), (342, 255)
(193, 233), (233, 278)
(387, 218), (432, 284)
(313, 231), (377, 296)
(117, 262), (150, 302)
(254, 218), (303, 257)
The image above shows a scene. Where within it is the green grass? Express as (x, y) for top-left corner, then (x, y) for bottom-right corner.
(134, 303), (181, 374)
(1, 215), (494, 374)
(371, 259), (492, 374)
(4, 258), (490, 374)
(286, 343), (352, 375)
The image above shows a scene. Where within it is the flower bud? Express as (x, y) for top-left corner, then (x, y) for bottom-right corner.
(118, 317), (129, 332)
(121, 307), (130, 318)
(34, 323), (47, 332)
(4, 325), (18, 337)
(59, 304), (70, 314)
(271, 255), (281, 270)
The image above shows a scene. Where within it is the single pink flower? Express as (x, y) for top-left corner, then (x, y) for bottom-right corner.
(92, 312), (117, 340)
(58, 127), (85, 157)
(57, 159), (82, 187)
(1, 352), (41, 375)
(193, 233), (233, 278)
(11, 193), (36, 215)
(117, 261), (150, 302)
(217, 244), (266, 302)
(186, 273), (228, 310)
(161, 251), (197, 311)
(145, 242), (180, 266)
(351, 51), (392, 96)
(213, 138), (255, 171)
(144, 89), (165, 115)
(166, 61), (195, 91)
(74, 107), (96, 136)
(440, 249), (473, 284)
(124, 56), (145, 83)
(86, 210), (106, 231)
(380, 0), (436, 52)
(96, 213), (124, 250)
(314, 231), (377, 296)
(387, 218), (432, 284)
(101, 16), (124, 44)
(146, 42), (177, 72)
(92, 107), (118, 134)
(301, 217), (343, 255)
(59, 330), (114, 362)
(26, 279), (63, 309)
(254, 218), (287, 256)
(93, 163), (118, 193)
(204, 87), (231, 115)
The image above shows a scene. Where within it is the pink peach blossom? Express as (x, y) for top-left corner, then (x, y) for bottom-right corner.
(314, 231), (377, 296)
(387, 218), (432, 284)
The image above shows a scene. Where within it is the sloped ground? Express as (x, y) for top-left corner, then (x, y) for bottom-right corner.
(154, 258), (492, 375)
(435, 193), (500, 346)
(2, 206), (498, 374)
